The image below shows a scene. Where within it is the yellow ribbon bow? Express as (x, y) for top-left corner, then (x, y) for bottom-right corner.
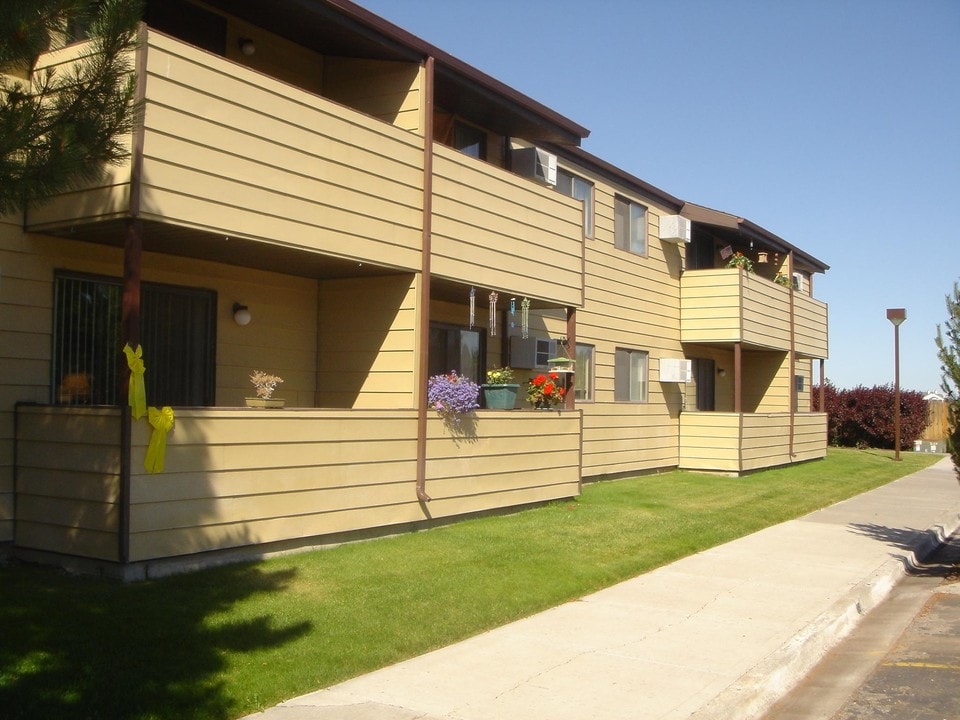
(145, 406), (175, 474)
(122, 343), (147, 420)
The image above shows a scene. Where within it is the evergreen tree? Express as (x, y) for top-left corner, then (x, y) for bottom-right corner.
(0, 0), (142, 215)
(935, 279), (960, 483)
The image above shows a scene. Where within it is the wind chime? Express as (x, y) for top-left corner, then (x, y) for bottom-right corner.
(467, 289), (529, 338)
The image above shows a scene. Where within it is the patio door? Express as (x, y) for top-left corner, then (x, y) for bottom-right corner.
(693, 358), (716, 411)
(429, 323), (484, 384)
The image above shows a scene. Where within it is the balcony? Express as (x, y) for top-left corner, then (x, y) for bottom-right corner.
(14, 405), (582, 566)
(27, 30), (426, 272)
(681, 268), (827, 357)
(430, 144), (584, 307)
(680, 411), (828, 473)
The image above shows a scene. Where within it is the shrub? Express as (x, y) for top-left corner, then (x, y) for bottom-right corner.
(813, 381), (927, 450)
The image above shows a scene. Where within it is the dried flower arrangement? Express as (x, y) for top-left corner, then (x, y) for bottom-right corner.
(250, 370), (283, 399)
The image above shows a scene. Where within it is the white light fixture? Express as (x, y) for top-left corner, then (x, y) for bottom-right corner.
(238, 38), (256, 56)
(233, 302), (251, 326)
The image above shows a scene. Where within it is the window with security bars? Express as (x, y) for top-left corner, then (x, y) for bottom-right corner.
(53, 272), (217, 406)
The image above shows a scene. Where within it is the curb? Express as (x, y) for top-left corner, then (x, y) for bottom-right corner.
(690, 509), (960, 720)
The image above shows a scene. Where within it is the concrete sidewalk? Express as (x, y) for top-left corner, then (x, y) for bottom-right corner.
(243, 457), (960, 720)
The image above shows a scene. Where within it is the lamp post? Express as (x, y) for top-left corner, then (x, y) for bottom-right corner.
(886, 308), (906, 461)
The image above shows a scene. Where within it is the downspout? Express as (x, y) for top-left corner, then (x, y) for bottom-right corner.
(117, 24), (150, 564)
(788, 251), (796, 459)
(415, 56), (435, 504)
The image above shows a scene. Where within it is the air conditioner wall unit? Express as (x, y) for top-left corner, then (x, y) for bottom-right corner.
(659, 358), (692, 383)
(513, 146), (558, 187)
(659, 215), (692, 244)
(510, 336), (557, 368)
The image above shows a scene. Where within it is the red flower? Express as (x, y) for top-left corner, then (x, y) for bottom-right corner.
(532, 374), (547, 387)
(549, 372), (559, 381)
(543, 382), (555, 396)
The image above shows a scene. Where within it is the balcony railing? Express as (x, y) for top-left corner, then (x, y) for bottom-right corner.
(28, 30), (426, 271)
(14, 405), (582, 564)
(680, 411), (828, 473)
(430, 144), (584, 307)
(680, 268), (827, 357)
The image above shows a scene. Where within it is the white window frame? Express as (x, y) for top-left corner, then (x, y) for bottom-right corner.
(557, 168), (595, 238)
(615, 347), (649, 402)
(614, 195), (647, 255)
(575, 343), (594, 401)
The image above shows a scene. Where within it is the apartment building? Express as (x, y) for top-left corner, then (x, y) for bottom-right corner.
(0, 0), (827, 576)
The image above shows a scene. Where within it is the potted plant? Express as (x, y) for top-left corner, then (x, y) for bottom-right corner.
(481, 366), (520, 409)
(774, 272), (792, 287)
(427, 371), (479, 426)
(725, 251), (754, 272)
(527, 372), (566, 410)
(246, 370), (284, 408)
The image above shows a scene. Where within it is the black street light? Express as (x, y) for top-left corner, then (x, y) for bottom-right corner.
(886, 308), (906, 461)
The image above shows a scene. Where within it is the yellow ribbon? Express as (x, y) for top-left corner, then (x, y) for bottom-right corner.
(145, 406), (175, 474)
(122, 343), (147, 420)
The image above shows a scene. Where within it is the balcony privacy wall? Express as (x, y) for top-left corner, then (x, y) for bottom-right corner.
(13, 406), (581, 566)
(679, 412), (828, 473)
(28, 31), (426, 272)
(430, 145), (584, 308)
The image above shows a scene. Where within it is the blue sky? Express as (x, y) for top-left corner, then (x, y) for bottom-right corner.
(360, 0), (960, 394)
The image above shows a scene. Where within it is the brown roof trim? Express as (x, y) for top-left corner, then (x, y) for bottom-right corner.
(545, 144), (684, 212)
(323, 0), (590, 142)
(681, 202), (830, 272)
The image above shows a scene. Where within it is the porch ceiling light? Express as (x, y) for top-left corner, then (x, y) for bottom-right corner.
(233, 302), (252, 326)
(238, 37), (256, 56)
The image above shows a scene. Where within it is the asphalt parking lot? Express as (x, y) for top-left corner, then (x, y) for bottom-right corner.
(764, 532), (960, 720)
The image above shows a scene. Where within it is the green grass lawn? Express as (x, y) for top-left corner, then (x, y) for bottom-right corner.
(0, 449), (942, 719)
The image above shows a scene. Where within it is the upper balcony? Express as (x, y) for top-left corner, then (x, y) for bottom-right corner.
(681, 268), (828, 358)
(26, 28), (585, 305)
(431, 144), (584, 308)
(27, 29), (426, 272)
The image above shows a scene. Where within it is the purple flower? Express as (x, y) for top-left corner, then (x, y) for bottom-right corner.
(427, 371), (480, 424)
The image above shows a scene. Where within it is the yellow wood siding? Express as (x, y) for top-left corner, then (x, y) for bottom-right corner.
(576, 181), (687, 477)
(14, 407), (122, 560)
(121, 409), (580, 561)
(317, 274), (418, 408)
(324, 57), (422, 131)
(430, 145), (583, 307)
(794, 292), (829, 358)
(27, 32), (426, 273)
(680, 411), (828, 472)
(681, 269), (792, 349)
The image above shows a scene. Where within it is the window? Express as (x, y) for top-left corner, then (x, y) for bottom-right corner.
(575, 343), (594, 401)
(429, 323), (484, 384)
(614, 195), (647, 255)
(53, 272), (217, 406)
(453, 121), (487, 160)
(615, 348), (648, 402)
(557, 169), (595, 238)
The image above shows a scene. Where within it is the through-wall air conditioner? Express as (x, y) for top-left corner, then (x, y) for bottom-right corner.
(792, 272), (805, 293)
(659, 215), (692, 244)
(510, 336), (557, 368)
(513, 146), (558, 187)
(659, 358), (692, 383)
